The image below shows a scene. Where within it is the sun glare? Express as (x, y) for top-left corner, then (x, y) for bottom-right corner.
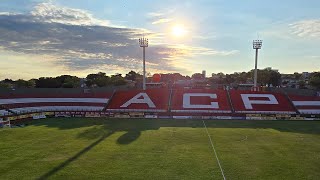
(172, 24), (187, 37)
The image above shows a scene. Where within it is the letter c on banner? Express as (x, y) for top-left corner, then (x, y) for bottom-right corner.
(183, 93), (219, 109)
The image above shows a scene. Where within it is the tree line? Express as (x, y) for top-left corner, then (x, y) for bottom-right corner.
(0, 69), (319, 89)
(210, 68), (282, 86)
(210, 68), (320, 89)
(0, 71), (143, 88)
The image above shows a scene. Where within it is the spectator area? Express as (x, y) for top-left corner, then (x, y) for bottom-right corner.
(0, 93), (112, 114)
(289, 95), (320, 114)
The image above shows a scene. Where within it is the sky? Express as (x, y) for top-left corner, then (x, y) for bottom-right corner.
(0, 0), (319, 80)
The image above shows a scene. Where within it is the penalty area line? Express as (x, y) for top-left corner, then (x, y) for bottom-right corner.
(202, 120), (226, 180)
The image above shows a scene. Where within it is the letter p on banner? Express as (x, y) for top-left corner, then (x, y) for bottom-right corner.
(241, 94), (279, 109)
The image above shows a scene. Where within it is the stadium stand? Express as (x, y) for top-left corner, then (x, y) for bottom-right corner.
(170, 89), (232, 114)
(229, 90), (296, 114)
(106, 88), (169, 112)
(268, 87), (317, 97)
(0, 105), (12, 116)
(2, 87), (320, 121)
(289, 95), (320, 114)
(0, 93), (112, 114)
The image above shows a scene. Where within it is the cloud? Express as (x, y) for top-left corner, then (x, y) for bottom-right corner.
(0, 2), (190, 76)
(152, 18), (172, 25)
(290, 19), (320, 38)
(147, 9), (176, 25)
(31, 2), (110, 26)
(165, 45), (239, 57)
(147, 12), (164, 18)
(0, 2), (238, 78)
(0, 49), (68, 80)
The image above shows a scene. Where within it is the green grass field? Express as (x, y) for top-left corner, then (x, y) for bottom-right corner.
(1, 118), (320, 180)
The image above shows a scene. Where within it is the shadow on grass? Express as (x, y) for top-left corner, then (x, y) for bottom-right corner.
(117, 130), (141, 145)
(37, 131), (112, 180)
(32, 118), (320, 137)
(33, 118), (320, 179)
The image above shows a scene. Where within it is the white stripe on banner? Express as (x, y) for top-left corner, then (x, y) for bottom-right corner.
(292, 101), (320, 106)
(0, 110), (11, 115)
(0, 110), (9, 113)
(106, 109), (166, 112)
(0, 98), (109, 104)
(10, 106), (104, 113)
(298, 109), (320, 114)
(235, 110), (296, 114)
(171, 110), (232, 113)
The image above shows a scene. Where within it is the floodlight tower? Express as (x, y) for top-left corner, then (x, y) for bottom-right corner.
(253, 39), (262, 91)
(139, 37), (148, 90)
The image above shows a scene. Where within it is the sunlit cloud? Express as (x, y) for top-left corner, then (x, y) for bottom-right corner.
(152, 18), (172, 25)
(290, 19), (320, 38)
(147, 9), (176, 18)
(165, 45), (239, 57)
(147, 12), (164, 18)
(0, 2), (191, 76)
(0, 2), (243, 78)
(0, 49), (68, 79)
(31, 2), (110, 26)
(148, 9), (176, 26)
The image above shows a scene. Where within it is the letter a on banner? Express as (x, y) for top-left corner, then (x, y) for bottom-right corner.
(241, 94), (279, 109)
(121, 93), (156, 108)
(183, 93), (219, 109)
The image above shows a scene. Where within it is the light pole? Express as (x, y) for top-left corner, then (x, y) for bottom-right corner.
(253, 39), (262, 91)
(139, 37), (148, 90)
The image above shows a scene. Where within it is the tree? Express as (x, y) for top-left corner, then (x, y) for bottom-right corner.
(111, 74), (127, 86)
(35, 77), (61, 88)
(249, 68), (281, 86)
(95, 76), (110, 87)
(86, 72), (109, 87)
(192, 73), (204, 80)
(298, 81), (306, 89)
(125, 71), (142, 81)
(3, 79), (14, 84)
(0, 82), (11, 88)
(309, 73), (320, 89)
(15, 79), (30, 88)
(225, 74), (235, 84)
(62, 76), (80, 88)
(84, 72), (125, 87)
(35, 75), (80, 88)
(268, 70), (281, 86)
(238, 72), (250, 83)
(293, 72), (301, 80)
(27, 79), (36, 88)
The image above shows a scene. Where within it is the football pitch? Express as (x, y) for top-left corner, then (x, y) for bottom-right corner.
(1, 118), (320, 180)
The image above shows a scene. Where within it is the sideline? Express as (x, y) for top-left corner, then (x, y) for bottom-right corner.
(202, 120), (226, 180)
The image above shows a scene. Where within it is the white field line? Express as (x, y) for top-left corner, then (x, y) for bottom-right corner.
(202, 120), (226, 180)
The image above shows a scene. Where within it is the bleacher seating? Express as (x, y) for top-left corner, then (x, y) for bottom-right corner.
(0, 93), (112, 114)
(0, 106), (11, 116)
(170, 89), (232, 114)
(289, 95), (320, 114)
(106, 88), (169, 112)
(229, 90), (296, 114)
(2, 88), (320, 118)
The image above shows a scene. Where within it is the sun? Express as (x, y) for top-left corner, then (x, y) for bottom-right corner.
(171, 24), (187, 37)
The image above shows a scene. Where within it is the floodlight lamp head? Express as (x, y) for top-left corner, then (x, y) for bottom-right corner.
(139, 37), (148, 47)
(253, 40), (262, 49)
